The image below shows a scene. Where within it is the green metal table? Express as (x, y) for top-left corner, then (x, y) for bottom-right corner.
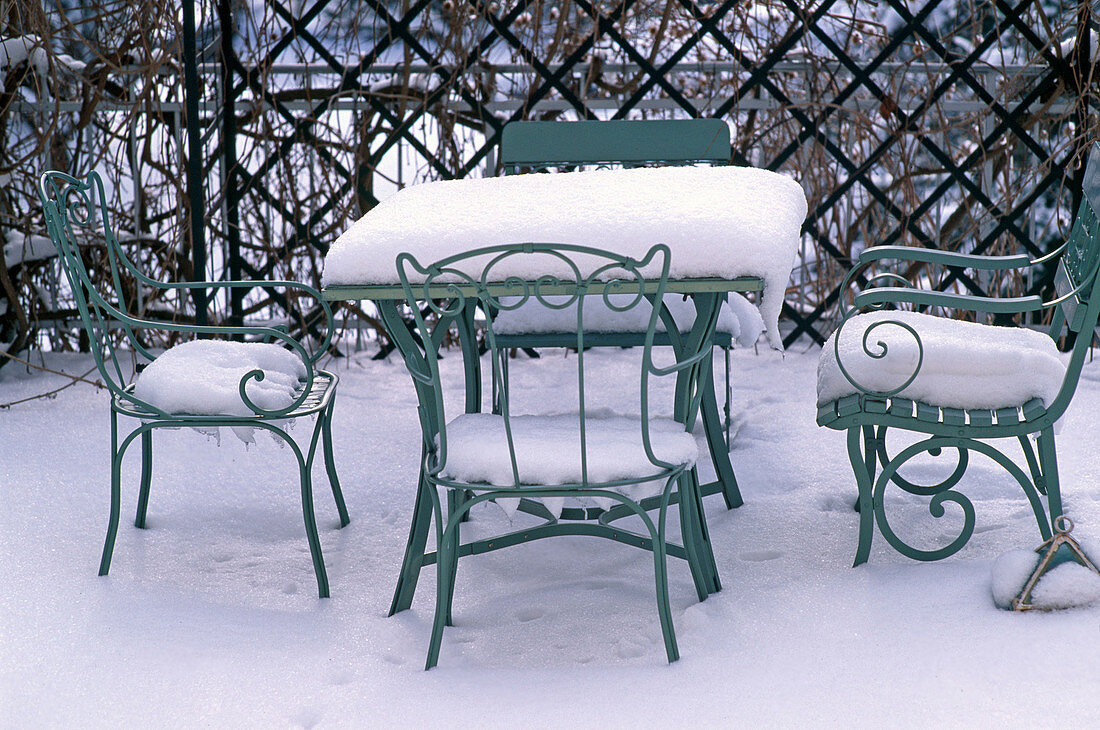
(323, 275), (762, 614)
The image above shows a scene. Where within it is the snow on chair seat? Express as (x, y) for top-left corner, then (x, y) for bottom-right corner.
(441, 411), (699, 518)
(816, 309), (1066, 417)
(133, 339), (309, 417)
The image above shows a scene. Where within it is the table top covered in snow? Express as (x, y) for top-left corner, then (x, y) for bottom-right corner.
(322, 165), (806, 347)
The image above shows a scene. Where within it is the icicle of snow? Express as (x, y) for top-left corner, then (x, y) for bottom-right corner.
(232, 426), (257, 445)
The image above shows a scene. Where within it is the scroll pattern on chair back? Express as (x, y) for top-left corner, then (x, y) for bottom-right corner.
(38, 170), (150, 395)
(395, 242), (718, 489)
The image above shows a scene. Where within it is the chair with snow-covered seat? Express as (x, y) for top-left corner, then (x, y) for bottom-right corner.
(38, 170), (350, 597)
(391, 241), (720, 668)
(493, 118), (760, 510)
(816, 142), (1100, 565)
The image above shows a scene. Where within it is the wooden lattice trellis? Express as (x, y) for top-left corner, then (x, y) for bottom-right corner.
(207, 0), (1097, 348)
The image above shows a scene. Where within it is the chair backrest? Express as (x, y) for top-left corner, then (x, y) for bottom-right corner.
(40, 169), (331, 420)
(395, 242), (719, 487)
(38, 170), (160, 393)
(1051, 145), (1100, 334)
(500, 119), (731, 174)
(1044, 142), (1100, 418)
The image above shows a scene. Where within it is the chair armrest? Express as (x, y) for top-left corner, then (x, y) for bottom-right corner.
(839, 246), (1043, 319)
(156, 278), (323, 299)
(853, 286), (1045, 315)
(857, 245), (1033, 271)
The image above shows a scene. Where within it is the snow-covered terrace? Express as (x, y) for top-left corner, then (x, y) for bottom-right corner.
(3, 341), (1099, 726)
(4, 142), (1100, 725)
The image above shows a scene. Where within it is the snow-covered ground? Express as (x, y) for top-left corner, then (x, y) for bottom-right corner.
(2, 340), (1099, 727)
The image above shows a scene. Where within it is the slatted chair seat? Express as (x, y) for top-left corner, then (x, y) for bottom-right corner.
(816, 309), (1066, 429)
(818, 393), (1049, 431)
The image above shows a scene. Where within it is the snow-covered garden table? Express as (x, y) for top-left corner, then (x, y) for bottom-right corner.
(321, 164), (806, 612)
(323, 165), (804, 346)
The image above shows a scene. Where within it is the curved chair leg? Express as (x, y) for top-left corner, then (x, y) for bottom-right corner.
(298, 461), (329, 598)
(321, 402), (351, 527)
(677, 475), (710, 602)
(100, 411), (123, 576)
(852, 425), (877, 514)
(134, 430), (153, 528)
(426, 509), (459, 670)
(679, 467), (720, 592)
(677, 469), (720, 597)
(1017, 434), (1045, 495)
(690, 469), (721, 593)
(652, 500), (680, 663)
(723, 344), (732, 447)
(443, 489), (462, 626)
(300, 425), (330, 598)
(1036, 427), (1063, 530)
(389, 458), (434, 616)
(269, 422), (331, 598)
(847, 426), (876, 566)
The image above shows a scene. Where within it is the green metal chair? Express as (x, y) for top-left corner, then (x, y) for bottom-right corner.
(817, 143), (1100, 565)
(392, 242), (721, 668)
(38, 170), (350, 597)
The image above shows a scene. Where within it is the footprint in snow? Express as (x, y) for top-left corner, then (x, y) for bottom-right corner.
(739, 550), (784, 562)
(515, 607), (543, 622)
(289, 707), (323, 729)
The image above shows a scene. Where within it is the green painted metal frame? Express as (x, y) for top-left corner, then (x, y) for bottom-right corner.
(38, 170), (351, 598)
(397, 242), (720, 667)
(499, 118), (732, 171)
(817, 142), (1100, 565)
(494, 118), (751, 510)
